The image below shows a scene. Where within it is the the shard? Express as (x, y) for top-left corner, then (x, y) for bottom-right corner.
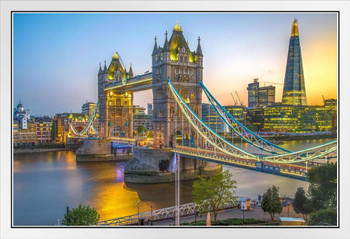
(282, 19), (307, 106)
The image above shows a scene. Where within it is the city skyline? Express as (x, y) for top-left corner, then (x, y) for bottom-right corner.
(13, 13), (337, 116)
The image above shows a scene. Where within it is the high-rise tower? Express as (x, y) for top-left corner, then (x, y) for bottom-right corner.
(282, 19), (307, 106)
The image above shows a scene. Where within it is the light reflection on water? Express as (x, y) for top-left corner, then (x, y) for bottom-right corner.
(14, 138), (334, 225)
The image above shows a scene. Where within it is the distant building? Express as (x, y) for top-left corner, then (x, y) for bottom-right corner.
(14, 101), (30, 129)
(133, 105), (146, 115)
(202, 103), (226, 133)
(13, 121), (37, 147)
(34, 116), (53, 144)
(133, 104), (153, 133)
(81, 101), (96, 116)
(247, 78), (276, 108)
(282, 19), (307, 106)
(147, 103), (153, 115)
(247, 79), (259, 108)
(246, 107), (264, 132)
(324, 99), (337, 131)
(134, 114), (153, 132)
(263, 103), (337, 132)
(13, 101), (37, 147)
(224, 106), (245, 123)
(222, 105), (245, 132)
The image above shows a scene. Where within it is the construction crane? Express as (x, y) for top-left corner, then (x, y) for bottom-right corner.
(260, 81), (283, 87)
(230, 92), (238, 106)
(235, 91), (244, 107)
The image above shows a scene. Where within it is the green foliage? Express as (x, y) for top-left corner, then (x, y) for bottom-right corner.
(307, 162), (337, 210)
(182, 218), (265, 226)
(307, 207), (337, 225)
(192, 170), (237, 221)
(261, 185), (282, 221)
(136, 125), (146, 135)
(62, 204), (100, 226)
(293, 187), (313, 219)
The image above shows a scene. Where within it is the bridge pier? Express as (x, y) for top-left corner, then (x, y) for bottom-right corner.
(124, 147), (222, 183)
(75, 138), (132, 162)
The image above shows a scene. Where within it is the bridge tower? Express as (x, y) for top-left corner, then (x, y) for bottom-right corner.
(152, 22), (203, 148)
(98, 53), (134, 138)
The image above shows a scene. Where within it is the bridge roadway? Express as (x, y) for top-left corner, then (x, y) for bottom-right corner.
(172, 146), (325, 180)
(104, 72), (153, 92)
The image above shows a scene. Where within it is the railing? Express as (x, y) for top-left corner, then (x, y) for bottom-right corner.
(99, 202), (199, 226)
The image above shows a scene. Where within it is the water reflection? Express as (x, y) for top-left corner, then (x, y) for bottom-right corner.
(14, 138), (333, 225)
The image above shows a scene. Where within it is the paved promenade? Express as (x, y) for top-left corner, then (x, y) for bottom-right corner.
(152, 203), (301, 226)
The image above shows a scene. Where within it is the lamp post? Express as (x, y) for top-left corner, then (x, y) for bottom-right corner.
(150, 205), (153, 226)
(242, 210), (245, 225)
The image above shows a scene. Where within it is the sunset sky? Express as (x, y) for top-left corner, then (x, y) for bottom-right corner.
(13, 13), (337, 116)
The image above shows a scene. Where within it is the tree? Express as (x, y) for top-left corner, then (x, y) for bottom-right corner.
(261, 185), (282, 221)
(62, 204), (100, 226)
(192, 170), (237, 222)
(293, 187), (313, 220)
(307, 208), (337, 225)
(307, 162), (337, 211)
(136, 125), (146, 136)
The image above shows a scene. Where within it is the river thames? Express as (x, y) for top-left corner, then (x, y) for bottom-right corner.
(13, 138), (333, 225)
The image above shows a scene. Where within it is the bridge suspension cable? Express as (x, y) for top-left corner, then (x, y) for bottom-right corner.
(262, 140), (337, 164)
(169, 78), (337, 165)
(69, 101), (99, 137)
(200, 81), (290, 155)
(168, 78), (257, 161)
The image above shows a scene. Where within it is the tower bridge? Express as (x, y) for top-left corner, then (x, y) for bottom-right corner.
(75, 21), (337, 180)
(98, 21), (203, 147)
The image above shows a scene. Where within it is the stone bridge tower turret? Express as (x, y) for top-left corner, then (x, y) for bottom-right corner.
(152, 22), (203, 148)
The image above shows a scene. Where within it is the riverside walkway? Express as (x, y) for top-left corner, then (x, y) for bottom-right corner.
(99, 200), (301, 226)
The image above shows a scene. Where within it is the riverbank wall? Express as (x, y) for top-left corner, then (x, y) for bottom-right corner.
(124, 147), (222, 183)
(14, 148), (72, 154)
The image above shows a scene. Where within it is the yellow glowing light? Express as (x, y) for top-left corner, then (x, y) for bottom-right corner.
(112, 52), (119, 60)
(170, 53), (177, 61)
(174, 20), (182, 31)
(291, 19), (299, 37)
(109, 91), (113, 96)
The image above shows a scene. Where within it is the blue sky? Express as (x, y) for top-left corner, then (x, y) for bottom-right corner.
(13, 13), (337, 116)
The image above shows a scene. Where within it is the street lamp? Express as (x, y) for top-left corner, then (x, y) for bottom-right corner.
(242, 210), (245, 225)
(150, 205), (153, 226)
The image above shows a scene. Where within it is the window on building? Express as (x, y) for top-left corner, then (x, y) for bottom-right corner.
(191, 92), (196, 100)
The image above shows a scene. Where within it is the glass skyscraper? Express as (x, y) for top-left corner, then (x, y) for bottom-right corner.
(282, 19), (307, 106)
